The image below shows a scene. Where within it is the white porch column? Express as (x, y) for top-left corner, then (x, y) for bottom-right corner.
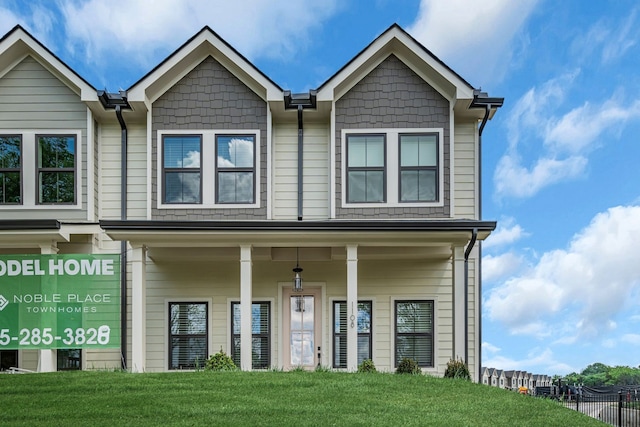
(131, 244), (147, 373)
(346, 244), (358, 371)
(240, 245), (253, 371)
(38, 242), (58, 373)
(452, 245), (465, 361)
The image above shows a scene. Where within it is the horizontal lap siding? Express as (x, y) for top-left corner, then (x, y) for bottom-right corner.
(99, 123), (147, 220)
(272, 122), (329, 219)
(143, 256), (453, 373)
(453, 122), (477, 219)
(0, 56), (88, 220)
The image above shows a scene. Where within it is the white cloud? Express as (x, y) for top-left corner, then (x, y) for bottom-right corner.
(60, 0), (339, 67)
(494, 70), (640, 199)
(484, 217), (528, 249)
(483, 347), (575, 375)
(621, 334), (640, 346)
(573, 8), (640, 65)
(482, 252), (524, 283)
(482, 341), (501, 355)
(407, 0), (538, 86)
(0, 7), (22, 35)
(486, 205), (640, 339)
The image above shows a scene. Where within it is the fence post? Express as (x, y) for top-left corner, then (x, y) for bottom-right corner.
(618, 391), (622, 427)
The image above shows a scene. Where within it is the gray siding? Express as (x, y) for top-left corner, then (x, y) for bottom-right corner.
(151, 56), (268, 220)
(0, 56), (88, 220)
(334, 54), (450, 219)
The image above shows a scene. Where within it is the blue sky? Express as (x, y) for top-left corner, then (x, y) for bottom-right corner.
(2, 0), (640, 376)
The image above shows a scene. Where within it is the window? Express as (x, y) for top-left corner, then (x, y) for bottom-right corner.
(333, 301), (372, 368)
(395, 300), (433, 368)
(37, 135), (76, 204)
(231, 301), (270, 369)
(0, 350), (18, 371)
(0, 136), (21, 204)
(169, 302), (208, 370)
(162, 135), (202, 204)
(216, 135), (255, 204)
(57, 349), (81, 370)
(399, 134), (437, 202)
(346, 134), (385, 203)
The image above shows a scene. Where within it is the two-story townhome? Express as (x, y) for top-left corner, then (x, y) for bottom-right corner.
(0, 24), (501, 379)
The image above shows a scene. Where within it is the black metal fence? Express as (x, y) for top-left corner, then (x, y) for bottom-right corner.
(537, 387), (640, 427)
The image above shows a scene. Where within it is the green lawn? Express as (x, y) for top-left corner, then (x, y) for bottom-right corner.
(0, 371), (605, 426)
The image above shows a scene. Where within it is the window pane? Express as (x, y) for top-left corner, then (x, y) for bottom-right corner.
(57, 349), (81, 371)
(170, 337), (207, 369)
(39, 171), (74, 203)
(38, 136), (75, 168)
(418, 170), (436, 201)
(401, 170), (436, 202)
(0, 172), (20, 204)
(170, 303), (207, 335)
(395, 301), (433, 368)
(400, 135), (436, 167)
(165, 171), (201, 203)
(333, 301), (371, 368)
(217, 136), (254, 168)
(348, 171), (383, 203)
(348, 135), (384, 167)
(217, 171), (254, 203)
(365, 171), (384, 202)
(396, 335), (433, 366)
(164, 136), (200, 168)
(0, 136), (20, 168)
(231, 302), (270, 369)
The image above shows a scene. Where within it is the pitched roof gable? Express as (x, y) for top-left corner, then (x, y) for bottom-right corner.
(126, 26), (283, 109)
(316, 24), (476, 105)
(0, 25), (96, 101)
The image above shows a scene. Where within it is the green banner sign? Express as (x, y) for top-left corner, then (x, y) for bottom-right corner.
(0, 254), (120, 349)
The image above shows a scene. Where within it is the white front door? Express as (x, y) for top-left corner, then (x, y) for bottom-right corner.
(283, 287), (321, 369)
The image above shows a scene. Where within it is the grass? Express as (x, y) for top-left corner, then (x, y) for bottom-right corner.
(0, 370), (605, 426)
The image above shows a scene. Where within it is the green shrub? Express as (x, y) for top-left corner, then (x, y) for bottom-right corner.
(204, 348), (237, 371)
(444, 358), (470, 380)
(396, 358), (421, 375)
(358, 359), (377, 373)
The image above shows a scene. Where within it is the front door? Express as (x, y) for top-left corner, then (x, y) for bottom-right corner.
(283, 287), (321, 369)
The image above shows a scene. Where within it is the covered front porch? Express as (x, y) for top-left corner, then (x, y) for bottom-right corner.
(100, 220), (494, 374)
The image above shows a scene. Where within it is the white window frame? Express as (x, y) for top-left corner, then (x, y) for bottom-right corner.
(0, 130), (82, 210)
(157, 129), (260, 209)
(341, 128), (444, 208)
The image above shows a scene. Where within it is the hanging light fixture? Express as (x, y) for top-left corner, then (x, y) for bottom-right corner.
(292, 247), (303, 292)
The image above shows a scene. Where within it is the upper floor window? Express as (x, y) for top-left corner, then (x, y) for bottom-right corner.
(346, 134), (385, 203)
(342, 128), (443, 208)
(162, 135), (202, 204)
(157, 130), (259, 209)
(37, 135), (76, 204)
(0, 136), (21, 204)
(216, 135), (255, 204)
(399, 134), (437, 202)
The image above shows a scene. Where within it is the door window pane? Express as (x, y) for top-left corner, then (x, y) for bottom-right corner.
(290, 295), (315, 366)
